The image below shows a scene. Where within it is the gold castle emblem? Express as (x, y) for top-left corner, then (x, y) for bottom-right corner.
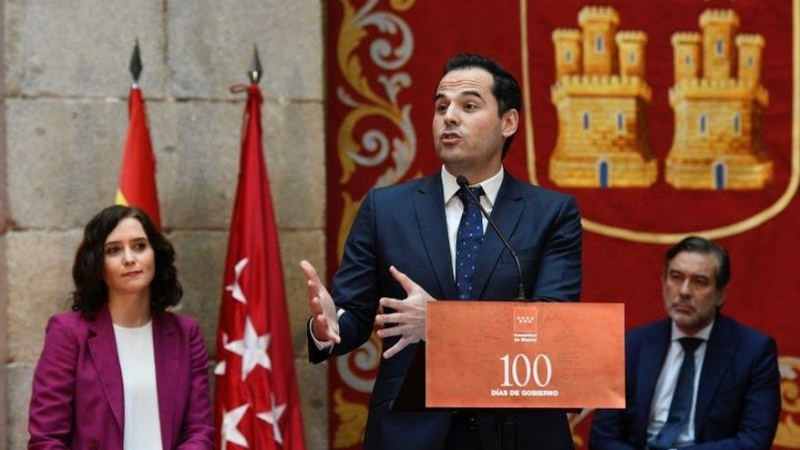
(549, 7), (771, 190)
(667, 9), (771, 190)
(550, 6), (656, 188)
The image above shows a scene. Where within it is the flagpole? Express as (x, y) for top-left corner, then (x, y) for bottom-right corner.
(213, 45), (307, 449)
(115, 38), (162, 229)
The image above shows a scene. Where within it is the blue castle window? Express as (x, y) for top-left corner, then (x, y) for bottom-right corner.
(599, 161), (609, 188)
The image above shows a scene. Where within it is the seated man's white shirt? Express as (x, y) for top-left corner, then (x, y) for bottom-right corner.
(647, 320), (714, 448)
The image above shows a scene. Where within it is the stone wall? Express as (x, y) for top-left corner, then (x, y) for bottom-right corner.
(1, 1), (328, 448)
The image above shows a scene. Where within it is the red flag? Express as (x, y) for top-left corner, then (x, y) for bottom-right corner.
(116, 85), (162, 228)
(214, 84), (306, 450)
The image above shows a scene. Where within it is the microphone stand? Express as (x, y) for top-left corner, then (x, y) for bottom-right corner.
(457, 175), (520, 450)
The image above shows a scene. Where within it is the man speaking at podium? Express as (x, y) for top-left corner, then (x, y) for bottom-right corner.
(301, 53), (582, 450)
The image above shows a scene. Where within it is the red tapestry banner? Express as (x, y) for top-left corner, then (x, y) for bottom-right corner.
(325, 1), (800, 448)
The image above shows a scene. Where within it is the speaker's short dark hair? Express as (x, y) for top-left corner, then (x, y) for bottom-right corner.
(442, 53), (521, 157)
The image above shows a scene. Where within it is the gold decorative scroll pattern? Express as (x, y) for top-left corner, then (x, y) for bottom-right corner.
(777, 357), (800, 448)
(332, 0), (417, 448)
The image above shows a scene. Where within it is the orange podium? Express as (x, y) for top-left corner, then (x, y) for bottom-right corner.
(424, 301), (625, 409)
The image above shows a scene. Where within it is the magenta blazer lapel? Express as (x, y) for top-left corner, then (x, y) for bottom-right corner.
(153, 311), (179, 450)
(86, 306), (125, 434)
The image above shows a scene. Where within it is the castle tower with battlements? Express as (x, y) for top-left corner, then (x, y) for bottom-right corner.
(616, 31), (647, 78)
(578, 6), (619, 76)
(550, 6), (656, 188)
(672, 32), (702, 81)
(701, 9), (739, 80)
(666, 9), (771, 190)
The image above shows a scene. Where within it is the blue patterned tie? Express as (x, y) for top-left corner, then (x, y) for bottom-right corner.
(455, 186), (485, 300)
(649, 337), (704, 450)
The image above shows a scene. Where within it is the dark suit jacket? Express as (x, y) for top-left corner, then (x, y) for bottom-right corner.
(589, 315), (781, 450)
(28, 306), (214, 450)
(309, 171), (582, 450)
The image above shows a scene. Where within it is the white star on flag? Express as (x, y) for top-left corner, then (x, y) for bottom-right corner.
(257, 394), (287, 445)
(225, 316), (272, 380)
(214, 333), (229, 376)
(225, 258), (249, 303)
(221, 403), (250, 449)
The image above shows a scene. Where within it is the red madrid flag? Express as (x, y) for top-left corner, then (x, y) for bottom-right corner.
(214, 83), (306, 450)
(116, 85), (162, 228)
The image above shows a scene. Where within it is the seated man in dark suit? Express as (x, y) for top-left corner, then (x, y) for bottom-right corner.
(590, 236), (781, 450)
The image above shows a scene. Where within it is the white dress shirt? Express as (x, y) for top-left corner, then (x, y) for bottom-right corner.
(311, 166), (505, 350)
(647, 320), (714, 448)
(441, 166), (504, 276)
(114, 321), (164, 450)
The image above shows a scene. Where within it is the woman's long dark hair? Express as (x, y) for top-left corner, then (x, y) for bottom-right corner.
(71, 205), (182, 316)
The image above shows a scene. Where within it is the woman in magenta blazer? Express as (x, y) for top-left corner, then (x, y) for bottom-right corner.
(28, 205), (214, 450)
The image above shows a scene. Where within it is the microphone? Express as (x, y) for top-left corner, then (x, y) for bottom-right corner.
(456, 175), (525, 300)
